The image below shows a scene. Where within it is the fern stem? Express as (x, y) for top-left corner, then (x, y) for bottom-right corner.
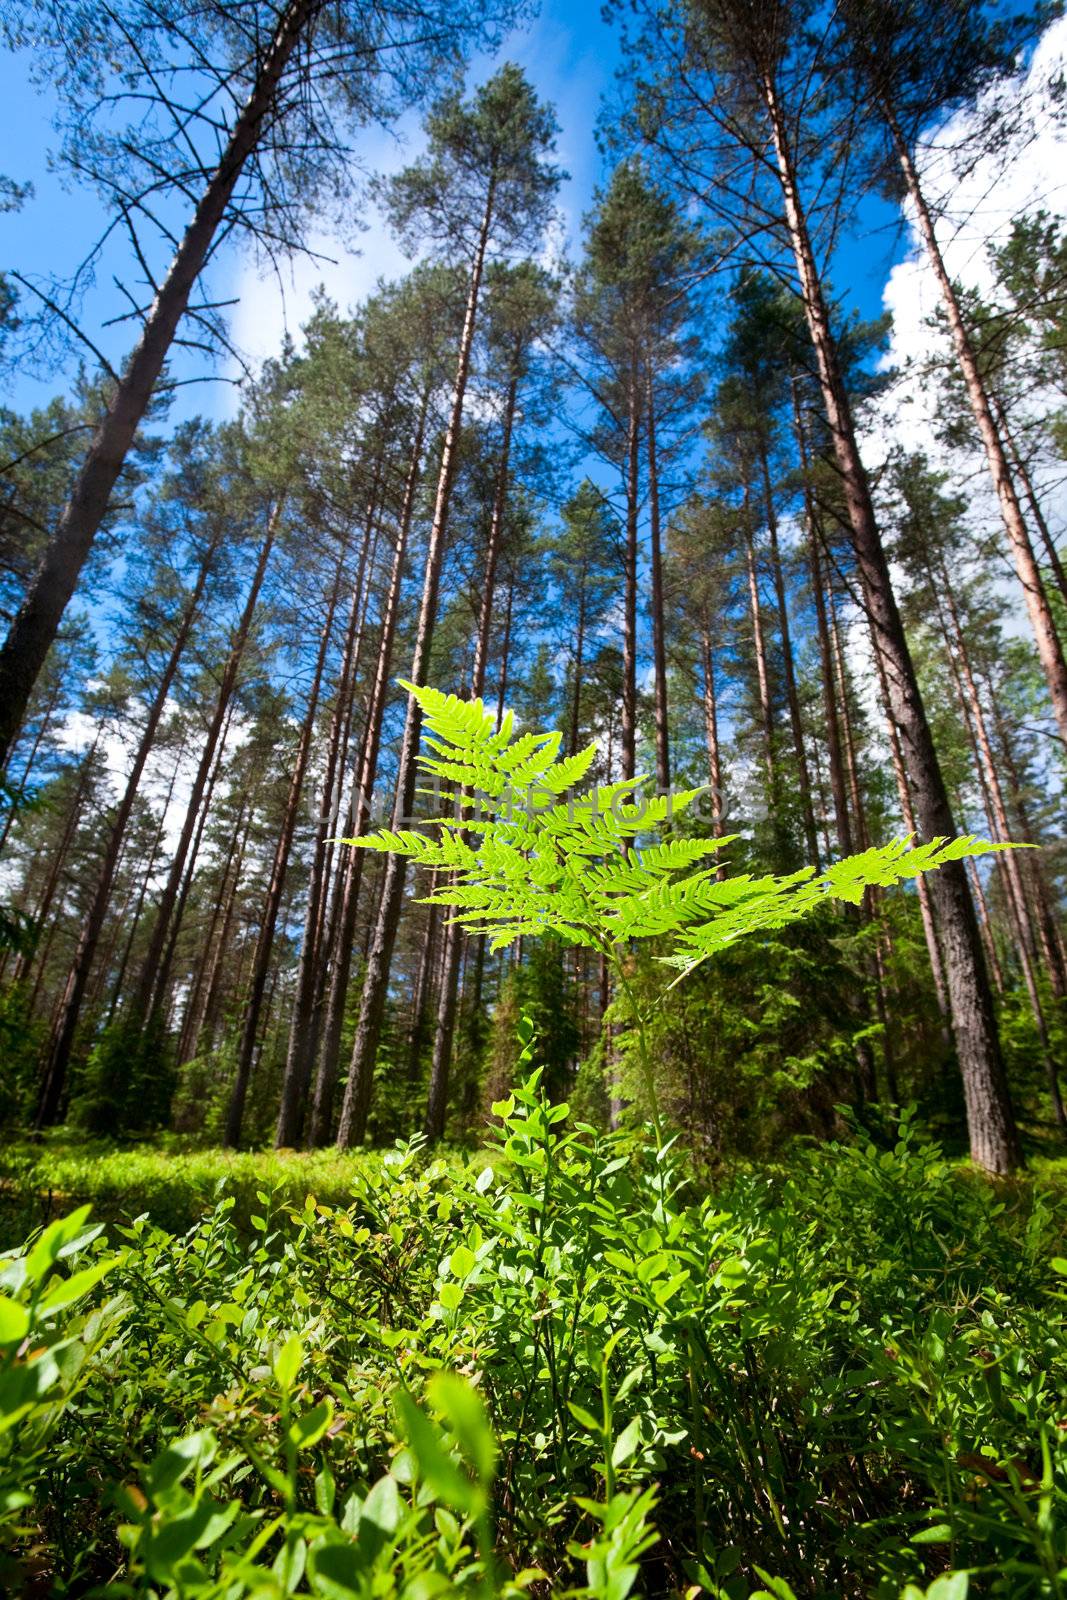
(611, 949), (664, 1147)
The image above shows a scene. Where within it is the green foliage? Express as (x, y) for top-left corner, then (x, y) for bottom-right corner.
(0, 1078), (1063, 1596)
(350, 683), (1010, 974)
(0, 1139), (405, 1243)
(71, 1009), (176, 1136)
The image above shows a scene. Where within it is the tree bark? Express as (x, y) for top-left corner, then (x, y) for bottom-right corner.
(307, 390), (429, 1144)
(870, 630), (953, 1044)
(11, 729), (104, 993)
(225, 542), (344, 1147)
(933, 567), (1066, 1130)
(35, 545), (211, 1126)
(886, 111), (1067, 749)
(991, 391), (1067, 613)
(335, 174), (495, 1149)
(132, 503), (278, 1021)
(741, 487), (776, 793)
(275, 493), (381, 1146)
(177, 794), (249, 1066)
(792, 386), (857, 870)
(699, 615), (725, 867)
(646, 369), (670, 793)
(760, 442), (818, 863)
(0, 0), (319, 769)
(763, 70), (1021, 1172)
(104, 730), (188, 1025)
(620, 370), (641, 783)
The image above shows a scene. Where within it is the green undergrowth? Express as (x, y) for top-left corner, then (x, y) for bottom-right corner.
(0, 1137), (478, 1245)
(1, 1085), (1065, 1599)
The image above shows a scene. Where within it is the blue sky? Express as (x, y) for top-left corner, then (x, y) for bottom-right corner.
(0, 0), (904, 428)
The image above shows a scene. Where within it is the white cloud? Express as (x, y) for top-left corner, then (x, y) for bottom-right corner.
(870, 17), (1067, 487)
(857, 14), (1067, 666)
(218, 7), (615, 406)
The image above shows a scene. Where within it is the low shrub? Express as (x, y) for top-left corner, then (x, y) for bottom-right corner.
(0, 1085), (1063, 1597)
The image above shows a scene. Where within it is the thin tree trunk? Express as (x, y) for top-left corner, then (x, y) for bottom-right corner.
(741, 487), (776, 791)
(764, 71), (1021, 1172)
(34, 546), (211, 1126)
(105, 730), (188, 1024)
(965, 847), (1006, 996)
(991, 391), (1067, 611)
(870, 630), (953, 1043)
(275, 496), (380, 1146)
(496, 580), (514, 725)
(0, 673), (63, 854)
(153, 700), (235, 1013)
(177, 796), (249, 1066)
(699, 617), (725, 852)
(986, 672), (1067, 1007)
(472, 368), (519, 692)
(11, 726), (105, 991)
(887, 111), (1067, 749)
(0, 0), (318, 768)
(620, 370), (640, 783)
(132, 503), (278, 1021)
(225, 545), (344, 1147)
(426, 359), (519, 1141)
(933, 569), (1066, 1130)
(760, 442), (818, 863)
(569, 584), (587, 758)
(335, 171), (495, 1150)
(192, 806), (255, 1061)
(407, 899), (440, 1083)
(829, 599), (879, 1104)
(646, 369), (670, 792)
(308, 390), (429, 1144)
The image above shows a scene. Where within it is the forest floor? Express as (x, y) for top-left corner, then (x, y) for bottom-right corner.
(2, 1099), (1067, 1595)
(2, 1129), (1066, 1250)
(0, 1134), (482, 1243)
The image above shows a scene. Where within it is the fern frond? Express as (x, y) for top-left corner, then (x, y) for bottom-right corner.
(346, 686), (1016, 971)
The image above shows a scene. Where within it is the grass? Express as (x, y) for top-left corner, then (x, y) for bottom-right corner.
(2, 1102), (1066, 1596)
(0, 1133), (480, 1243)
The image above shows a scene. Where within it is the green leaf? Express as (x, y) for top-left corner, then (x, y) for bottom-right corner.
(289, 1398), (334, 1451)
(0, 1296), (29, 1344)
(611, 1416), (642, 1468)
(394, 1388), (482, 1514)
(448, 1244), (476, 1280)
(24, 1206), (94, 1285)
(37, 1258), (115, 1317)
(273, 1334), (304, 1393)
(427, 1373), (496, 1483)
(927, 1574), (969, 1599)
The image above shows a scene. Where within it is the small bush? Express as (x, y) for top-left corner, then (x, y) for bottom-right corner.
(0, 1084), (1063, 1597)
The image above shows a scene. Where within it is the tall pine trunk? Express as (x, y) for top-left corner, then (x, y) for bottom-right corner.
(307, 391), (429, 1144)
(885, 110), (1067, 749)
(0, 0), (318, 767)
(224, 544), (344, 1147)
(762, 70), (1021, 1172)
(335, 180), (496, 1148)
(620, 369), (641, 782)
(741, 488), (776, 792)
(275, 496), (381, 1146)
(870, 635), (953, 1042)
(132, 505), (278, 1021)
(425, 353), (520, 1141)
(760, 443), (817, 862)
(646, 369), (671, 792)
(932, 570), (1066, 1130)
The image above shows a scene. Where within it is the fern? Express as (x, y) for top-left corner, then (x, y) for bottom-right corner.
(342, 682), (1012, 1137)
